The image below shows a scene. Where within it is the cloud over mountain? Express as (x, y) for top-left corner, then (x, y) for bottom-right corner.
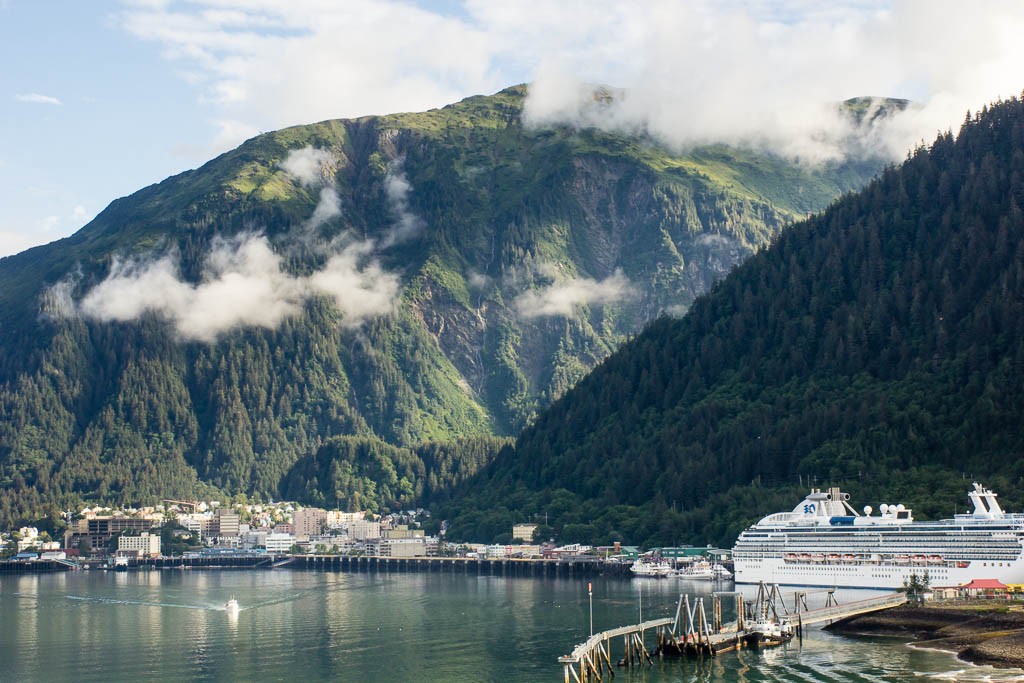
(514, 267), (637, 318)
(76, 233), (399, 342)
(121, 1), (1024, 161)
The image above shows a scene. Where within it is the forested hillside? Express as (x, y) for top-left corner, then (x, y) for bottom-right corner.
(0, 85), (888, 526)
(443, 96), (1024, 548)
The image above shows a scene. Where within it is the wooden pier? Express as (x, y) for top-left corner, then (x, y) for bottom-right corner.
(558, 618), (674, 683)
(289, 554), (628, 577)
(557, 584), (908, 681)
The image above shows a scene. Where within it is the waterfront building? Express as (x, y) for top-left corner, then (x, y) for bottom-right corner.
(512, 524), (537, 542)
(118, 532), (161, 558)
(958, 578), (1010, 599)
(239, 530), (269, 550)
(64, 513), (163, 554)
(384, 538), (428, 557)
(265, 532), (296, 554)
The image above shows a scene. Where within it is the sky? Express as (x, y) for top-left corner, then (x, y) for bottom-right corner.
(3, 0), (1024, 258)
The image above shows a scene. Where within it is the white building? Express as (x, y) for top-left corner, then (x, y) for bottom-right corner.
(512, 524), (538, 542)
(16, 527), (40, 552)
(118, 532), (161, 558)
(345, 520), (381, 541)
(265, 533), (296, 554)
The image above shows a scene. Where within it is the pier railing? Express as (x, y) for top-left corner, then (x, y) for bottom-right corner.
(796, 591), (906, 626)
(559, 618), (673, 683)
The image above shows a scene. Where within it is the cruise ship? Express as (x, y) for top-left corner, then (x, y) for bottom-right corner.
(732, 483), (1024, 588)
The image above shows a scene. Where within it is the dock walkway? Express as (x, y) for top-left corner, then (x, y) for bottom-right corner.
(557, 584), (907, 681)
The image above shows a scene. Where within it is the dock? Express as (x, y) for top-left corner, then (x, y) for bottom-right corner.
(558, 583), (908, 681)
(558, 618), (674, 683)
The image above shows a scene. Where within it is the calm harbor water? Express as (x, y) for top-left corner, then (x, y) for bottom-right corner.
(1, 570), (1022, 682)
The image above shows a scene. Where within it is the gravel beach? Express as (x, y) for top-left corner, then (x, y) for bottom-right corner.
(826, 604), (1024, 669)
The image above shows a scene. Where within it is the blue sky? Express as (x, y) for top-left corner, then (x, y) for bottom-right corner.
(3, 0), (1023, 257)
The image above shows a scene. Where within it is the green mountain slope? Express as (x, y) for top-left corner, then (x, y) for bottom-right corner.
(443, 96), (1024, 548)
(0, 86), (888, 525)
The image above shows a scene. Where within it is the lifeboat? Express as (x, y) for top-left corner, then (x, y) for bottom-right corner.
(842, 554), (857, 563)
(894, 555), (910, 565)
(827, 554), (841, 563)
(811, 553), (825, 563)
(956, 561), (970, 569)
(927, 555), (943, 564)
(911, 555), (927, 564)
(783, 553), (797, 562)
(799, 553), (811, 562)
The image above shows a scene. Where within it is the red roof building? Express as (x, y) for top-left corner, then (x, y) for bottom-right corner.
(958, 578), (1009, 598)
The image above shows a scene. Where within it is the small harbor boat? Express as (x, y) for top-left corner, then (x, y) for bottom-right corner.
(742, 617), (793, 648)
(225, 597), (240, 615)
(630, 558), (672, 577)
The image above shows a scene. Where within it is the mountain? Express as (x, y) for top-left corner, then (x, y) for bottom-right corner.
(0, 85), (890, 526)
(442, 96), (1024, 548)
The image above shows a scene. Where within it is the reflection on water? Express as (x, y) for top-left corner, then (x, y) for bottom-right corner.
(1, 570), (1023, 682)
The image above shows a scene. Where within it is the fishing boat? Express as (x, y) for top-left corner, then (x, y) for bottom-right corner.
(225, 597), (240, 614)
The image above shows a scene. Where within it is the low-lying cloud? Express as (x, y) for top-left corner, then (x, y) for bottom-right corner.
(381, 163), (426, 247)
(514, 267), (637, 318)
(75, 233), (398, 342)
(516, 2), (1024, 164)
(280, 146), (336, 188)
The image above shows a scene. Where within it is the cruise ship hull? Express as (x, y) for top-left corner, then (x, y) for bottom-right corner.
(734, 556), (1024, 589)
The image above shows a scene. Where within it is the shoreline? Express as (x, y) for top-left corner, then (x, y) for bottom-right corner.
(826, 603), (1024, 670)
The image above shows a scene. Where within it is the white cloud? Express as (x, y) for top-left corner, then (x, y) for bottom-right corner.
(381, 163), (425, 247)
(308, 242), (400, 324)
(15, 93), (62, 105)
(280, 145), (336, 188)
(119, 1), (1024, 163)
(514, 267), (637, 318)
(307, 186), (341, 229)
(519, 1), (1024, 162)
(76, 232), (399, 342)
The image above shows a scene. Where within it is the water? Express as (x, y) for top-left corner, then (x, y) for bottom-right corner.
(1, 570), (1022, 682)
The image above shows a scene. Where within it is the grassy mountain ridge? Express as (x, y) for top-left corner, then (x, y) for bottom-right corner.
(442, 95), (1024, 548)
(0, 85), (889, 525)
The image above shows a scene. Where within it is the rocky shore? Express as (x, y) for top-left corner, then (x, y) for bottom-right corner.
(826, 604), (1024, 670)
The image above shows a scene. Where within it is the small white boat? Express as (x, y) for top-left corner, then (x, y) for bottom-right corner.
(676, 561), (714, 580)
(710, 563), (733, 580)
(225, 597), (240, 614)
(630, 559), (673, 577)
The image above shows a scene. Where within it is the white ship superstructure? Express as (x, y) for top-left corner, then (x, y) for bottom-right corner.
(732, 483), (1024, 588)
